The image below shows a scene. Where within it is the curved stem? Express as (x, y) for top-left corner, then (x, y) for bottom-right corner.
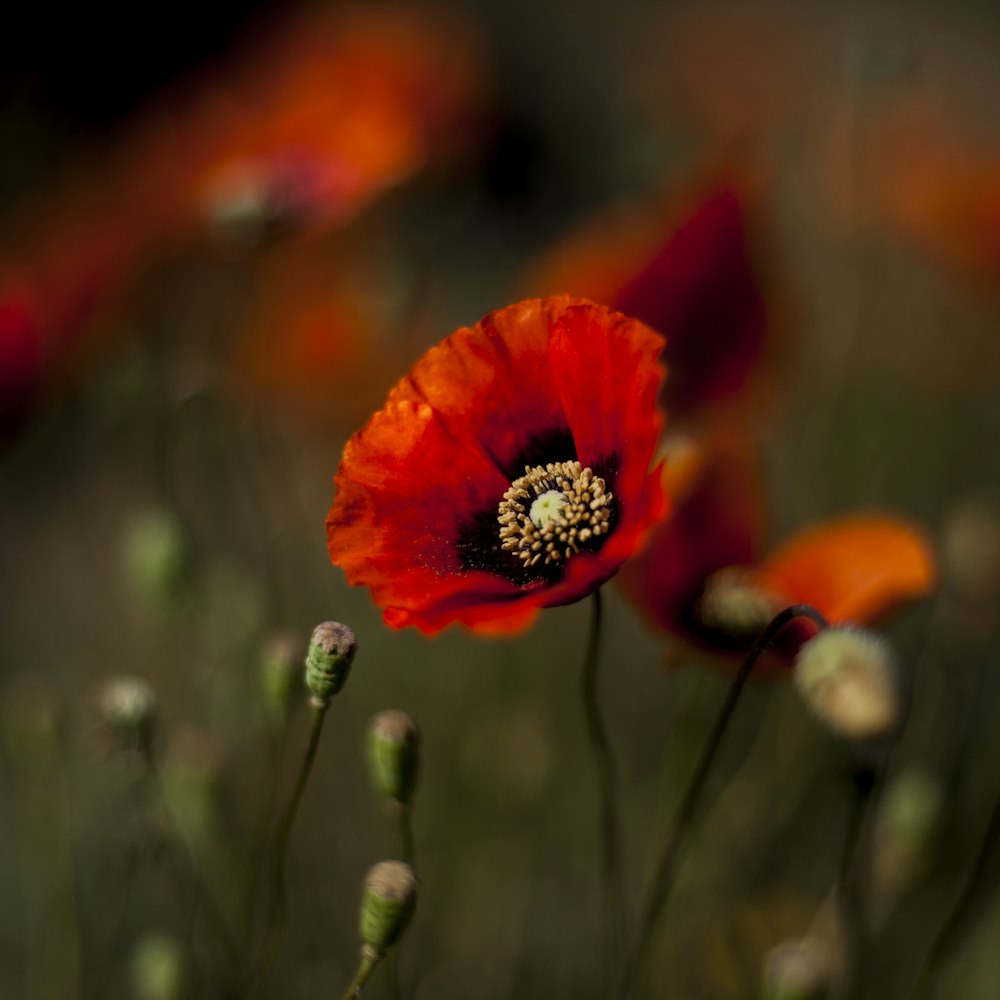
(580, 588), (628, 991)
(910, 787), (1000, 999)
(342, 952), (379, 1000)
(246, 703), (329, 997)
(621, 604), (828, 998)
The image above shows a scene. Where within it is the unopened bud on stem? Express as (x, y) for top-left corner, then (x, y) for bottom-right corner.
(368, 711), (420, 806)
(305, 622), (356, 707)
(98, 676), (157, 756)
(359, 860), (418, 958)
(259, 629), (304, 717)
(793, 627), (900, 742)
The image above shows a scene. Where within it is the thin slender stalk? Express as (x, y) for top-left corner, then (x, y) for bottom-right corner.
(580, 588), (628, 992)
(246, 703), (329, 997)
(141, 753), (241, 973)
(910, 787), (1000, 999)
(831, 760), (880, 1000)
(341, 952), (379, 1000)
(398, 805), (415, 870)
(242, 713), (293, 947)
(621, 604), (828, 999)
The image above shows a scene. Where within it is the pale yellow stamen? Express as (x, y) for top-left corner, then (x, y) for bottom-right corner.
(498, 460), (613, 568)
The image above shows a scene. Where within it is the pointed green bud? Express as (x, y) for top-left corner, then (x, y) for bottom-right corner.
(359, 860), (418, 958)
(98, 676), (157, 756)
(368, 711), (420, 806)
(259, 628), (304, 717)
(304, 622), (356, 708)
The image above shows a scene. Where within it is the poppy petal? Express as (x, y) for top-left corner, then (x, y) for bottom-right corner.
(617, 432), (763, 639)
(757, 514), (936, 625)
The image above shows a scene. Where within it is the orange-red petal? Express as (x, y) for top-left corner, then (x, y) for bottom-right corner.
(757, 514), (936, 625)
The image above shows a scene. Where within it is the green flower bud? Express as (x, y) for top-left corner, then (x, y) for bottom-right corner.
(121, 508), (190, 608)
(305, 622), (357, 707)
(368, 711), (420, 806)
(359, 861), (418, 958)
(98, 676), (157, 756)
(129, 932), (185, 1000)
(258, 628), (304, 717)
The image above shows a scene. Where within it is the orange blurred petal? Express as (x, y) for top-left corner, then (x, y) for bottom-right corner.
(758, 514), (936, 625)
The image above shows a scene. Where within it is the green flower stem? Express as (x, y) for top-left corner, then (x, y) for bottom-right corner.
(246, 702), (329, 997)
(242, 713), (294, 947)
(580, 588), (628, 992)
(621, 603), (829, 999)
(829, 757), (882, 1000)
(910, 784), (1000, 999)
(398, 804), (415, 870)
(341, 950), (379, 1000)
(140, 750), (241, 975)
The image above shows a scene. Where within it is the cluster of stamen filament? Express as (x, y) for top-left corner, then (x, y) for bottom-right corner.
(498, 461), (613, 568)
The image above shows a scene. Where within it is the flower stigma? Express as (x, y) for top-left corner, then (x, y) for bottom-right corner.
(529, 490), (569, 531)
(498, 460), (613, 568)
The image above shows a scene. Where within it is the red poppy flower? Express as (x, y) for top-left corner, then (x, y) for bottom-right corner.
(619, 436), (935, 665)
(326, 296), (667, 635)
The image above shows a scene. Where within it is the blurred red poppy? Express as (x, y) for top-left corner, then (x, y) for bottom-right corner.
(326, 296), (667, 635)
(229, 241), (387, 426)
(530, 179), (773, 423)
(118, 3), (487, 241)
(619, 436), (935, 665)
(0, 4), (487, 425)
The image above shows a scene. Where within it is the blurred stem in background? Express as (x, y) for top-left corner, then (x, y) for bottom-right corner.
(910, 780), (1000, 999)
(139, 742), (242, 989)
(246, 700), (328, 998)
(622, 604), (829, 999)
(2, 686), (82, 1000)
(580, 588), (628, 992)
(832, 753), (885, 1000)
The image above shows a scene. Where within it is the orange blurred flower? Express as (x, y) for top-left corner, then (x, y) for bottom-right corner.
(327, 297), (667, 635)
(0, 4), (487, 423)
(118, 3), (487, 241)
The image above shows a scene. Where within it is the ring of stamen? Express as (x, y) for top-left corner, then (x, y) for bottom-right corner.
(498, 460), (613, 568)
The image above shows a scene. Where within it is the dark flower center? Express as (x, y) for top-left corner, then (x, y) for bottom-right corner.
(498, 461), (613, 568)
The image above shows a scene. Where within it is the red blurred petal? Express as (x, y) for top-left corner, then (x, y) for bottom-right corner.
(612, 189), (767, 419)
(618, 432), (763, 638)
